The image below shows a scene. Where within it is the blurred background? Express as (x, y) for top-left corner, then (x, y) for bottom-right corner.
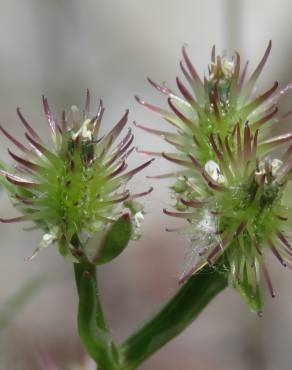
(0, 0), (292, 369)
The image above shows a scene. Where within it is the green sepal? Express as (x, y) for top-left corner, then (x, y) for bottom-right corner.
(94, 213), (132, 264)
(0, 160), (17, 194)
(172, 177), (188, 193)
(0, 160), (36, 200)
(235, 272), (263, 315)
(124, 199), (143, 214)
(58, 238), (69, 257)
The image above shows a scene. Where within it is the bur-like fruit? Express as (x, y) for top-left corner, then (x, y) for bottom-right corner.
(138, 42), (292, 313)
(0, 91), (153, 262)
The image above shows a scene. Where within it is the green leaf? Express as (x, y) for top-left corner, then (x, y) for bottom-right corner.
(94, 214), (132, 264)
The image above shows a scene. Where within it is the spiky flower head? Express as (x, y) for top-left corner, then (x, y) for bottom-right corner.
(136, 41), (292, 166)
(137, 42), (292, 313)
(0, 91), (153, 262)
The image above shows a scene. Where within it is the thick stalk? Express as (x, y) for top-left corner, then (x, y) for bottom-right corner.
(119, 265), (228, 370)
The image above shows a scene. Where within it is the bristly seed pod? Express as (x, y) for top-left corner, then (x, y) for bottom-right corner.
(136, 41), (292, 166)
(169, 126), (292, 314)
(0, 90), (153, 262)
(138, 42), (292, 314)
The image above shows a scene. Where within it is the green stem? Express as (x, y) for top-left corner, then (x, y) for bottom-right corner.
(74, 263), (120, 369)
(119, 265), (228, 370)
(74, 260), (227, 370)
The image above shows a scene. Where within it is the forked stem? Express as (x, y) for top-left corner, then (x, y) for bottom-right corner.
(75, 262), (228, 370)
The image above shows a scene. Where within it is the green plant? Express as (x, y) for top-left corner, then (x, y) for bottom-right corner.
(0, 42), (292, 369)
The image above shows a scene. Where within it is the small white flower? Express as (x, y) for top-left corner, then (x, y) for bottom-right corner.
(25, 227), (58, 261)
(204, 160), (226, 184)
(221, 57), (235, 78)
(134, 211), (144, 228)
(210, 56), (234, 80)
(131, 211), (144, 240)
(271, 158), (283, 176)
(72, 118), (94, 140)
(40, 227), (58, 249)
(255, 158), (283, 182)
